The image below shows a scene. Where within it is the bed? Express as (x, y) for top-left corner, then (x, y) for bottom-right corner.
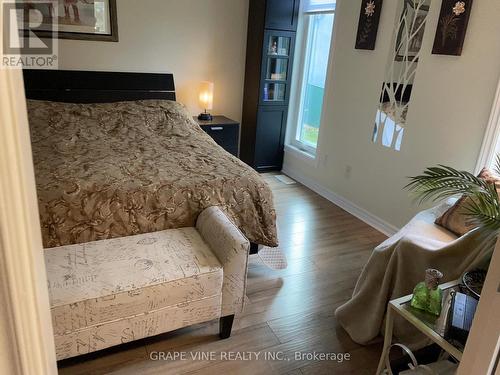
(24, 69), (278, 249)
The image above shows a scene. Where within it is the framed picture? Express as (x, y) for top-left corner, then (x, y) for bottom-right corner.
(20, 0), (118, 42)
(395, 0), (429, 61)
(355, 0), (384, 50)
(432, 0), (473, 56)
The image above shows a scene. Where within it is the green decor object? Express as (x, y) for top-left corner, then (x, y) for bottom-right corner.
(410, 269), (444, 316)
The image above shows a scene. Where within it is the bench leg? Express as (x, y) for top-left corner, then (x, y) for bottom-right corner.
(249, 242), (259, 255)
(219, 314), (235, 339)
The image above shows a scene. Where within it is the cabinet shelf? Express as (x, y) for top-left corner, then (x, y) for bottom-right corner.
(267, 54), (290, 58)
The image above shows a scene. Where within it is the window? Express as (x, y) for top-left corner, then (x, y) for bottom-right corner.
(291, 1), (335, 154)
(476, 81), (500, 174)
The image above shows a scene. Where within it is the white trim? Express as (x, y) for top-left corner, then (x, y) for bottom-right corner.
(475, 76), (500, 173)
(281, 166), (399, 237)
(284, 144), (318, 166)
(303, 9), (337, 15)
(457, 242), (500, 374)
(289, 14), (312, 149)
(286, 9), (335, 156)
(0, 8), (57, 372)
(302, 0), (336, 14)
(0, 69), (58, 374)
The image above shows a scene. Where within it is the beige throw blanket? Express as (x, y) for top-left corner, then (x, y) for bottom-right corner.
(335, 199), (491, 346)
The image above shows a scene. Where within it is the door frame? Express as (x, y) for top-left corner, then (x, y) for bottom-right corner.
(475, 75), (500, 173)
(458, 242), (500, 374)
(0, 4), (57, 373)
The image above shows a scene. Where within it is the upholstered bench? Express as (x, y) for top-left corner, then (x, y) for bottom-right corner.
(44, 206), (249, 360)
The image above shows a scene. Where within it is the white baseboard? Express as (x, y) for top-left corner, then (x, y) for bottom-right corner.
(281, 166), (399, 237)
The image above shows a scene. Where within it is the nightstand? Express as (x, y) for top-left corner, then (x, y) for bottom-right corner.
(193, 116), (240, 157)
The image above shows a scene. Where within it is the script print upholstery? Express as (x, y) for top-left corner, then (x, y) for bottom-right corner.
(46, 207), (249, 359)
(196, 206), (250, 315)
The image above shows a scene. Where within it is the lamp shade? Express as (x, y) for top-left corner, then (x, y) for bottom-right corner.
(199, 81), (214, 111)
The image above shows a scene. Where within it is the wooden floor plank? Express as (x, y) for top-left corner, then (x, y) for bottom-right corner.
(57, 172), (386, 374)
(58, 344), (149, 375)
(134, 324), (280, 374)
(261, 328), (357, 374)
(298, 344), (383, 375)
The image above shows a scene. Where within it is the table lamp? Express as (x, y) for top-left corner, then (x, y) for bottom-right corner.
(198, 81), (214, 121)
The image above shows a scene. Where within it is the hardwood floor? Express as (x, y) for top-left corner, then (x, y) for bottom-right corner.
(58, 173), (387, 375)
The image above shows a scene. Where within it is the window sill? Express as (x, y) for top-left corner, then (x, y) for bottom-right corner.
(284, 144), (318, 166)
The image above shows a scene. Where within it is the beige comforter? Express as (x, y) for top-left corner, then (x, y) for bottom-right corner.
(28, 99), (278, 248)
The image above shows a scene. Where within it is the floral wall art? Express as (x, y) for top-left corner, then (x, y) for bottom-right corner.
(432, 0), (473, 56)
(355, 0), (383, 50)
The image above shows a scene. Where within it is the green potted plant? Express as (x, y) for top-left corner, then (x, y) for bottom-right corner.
(405, 157), (500, 252)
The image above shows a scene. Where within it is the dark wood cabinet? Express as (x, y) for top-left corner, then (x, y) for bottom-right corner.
(194, 116), (240, 157)
(265, 0), (300, 31)
(240, 0), (299, 172)
(254, 106), (288, 168)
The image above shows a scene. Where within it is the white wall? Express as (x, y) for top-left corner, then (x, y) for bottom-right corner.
(283, 0), (500, 230)
(56, 0), (249, 121)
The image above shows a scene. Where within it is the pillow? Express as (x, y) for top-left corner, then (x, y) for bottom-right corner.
(435, 168), (500, 236)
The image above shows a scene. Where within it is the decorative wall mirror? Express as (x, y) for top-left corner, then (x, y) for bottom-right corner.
(372, 0), (431, 151)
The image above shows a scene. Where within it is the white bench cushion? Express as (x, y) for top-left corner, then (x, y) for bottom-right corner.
(45, 227), (224, 359)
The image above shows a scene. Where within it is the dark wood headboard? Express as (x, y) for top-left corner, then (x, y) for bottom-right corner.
(23, 69), (176, 103)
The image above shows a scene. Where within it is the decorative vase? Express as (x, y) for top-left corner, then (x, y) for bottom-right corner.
(410, 269), (444, 316)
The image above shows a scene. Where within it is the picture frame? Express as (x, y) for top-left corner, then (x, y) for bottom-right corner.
(432, 0), (473, 56)
(395, 0), (429, 61)
(20, 0), (118, 42)
(355, 0), (384, 50)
